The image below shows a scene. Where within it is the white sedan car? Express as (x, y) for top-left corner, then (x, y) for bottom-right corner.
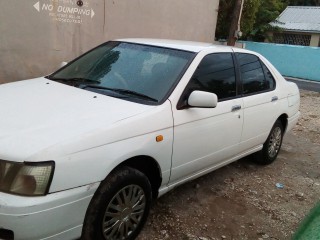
(0, 39), (300, 240)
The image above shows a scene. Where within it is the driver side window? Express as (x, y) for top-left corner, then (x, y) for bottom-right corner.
(185, 53), (237, 101)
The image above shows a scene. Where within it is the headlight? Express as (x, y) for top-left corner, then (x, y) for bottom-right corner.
(0, 160), (54, 196)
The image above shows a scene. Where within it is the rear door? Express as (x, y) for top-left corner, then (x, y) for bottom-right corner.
(235, 52), (279, 151)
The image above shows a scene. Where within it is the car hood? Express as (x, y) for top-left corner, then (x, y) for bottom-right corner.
(0, 78), (154, 162)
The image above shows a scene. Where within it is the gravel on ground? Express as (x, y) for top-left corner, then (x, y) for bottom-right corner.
(138, 89), (320, 240)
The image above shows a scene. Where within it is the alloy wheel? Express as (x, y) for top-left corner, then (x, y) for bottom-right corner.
(102, 184), (146, 239)
(268, 126), (282, 158)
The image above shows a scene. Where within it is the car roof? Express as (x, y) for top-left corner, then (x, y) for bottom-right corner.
(116, 38), (235, 53)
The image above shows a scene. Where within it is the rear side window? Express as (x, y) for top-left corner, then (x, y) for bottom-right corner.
(236, 53), (275, 95)
(261, 62), (276, 90)
(186, 53), (237, 101)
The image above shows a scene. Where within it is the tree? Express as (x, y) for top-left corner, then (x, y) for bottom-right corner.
(251, 0), (287, 41)
(216, 0), (320, 42)
(241, 0), (261, 37)
(216, 0), (236, 40)
(216, 0), (261, 40)
(250, 0), (320, 41)
(288, 0), (320, 5)
(227, 0), (243, 46)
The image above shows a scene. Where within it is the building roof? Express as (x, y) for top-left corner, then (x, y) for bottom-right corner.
(117, 38), (232, 53)
(270, 6), (320, 33)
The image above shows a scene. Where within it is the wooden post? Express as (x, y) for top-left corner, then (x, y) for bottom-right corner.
(227, 0), (243, 46)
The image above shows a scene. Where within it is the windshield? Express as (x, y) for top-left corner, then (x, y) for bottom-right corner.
(48, 41), (195, 104)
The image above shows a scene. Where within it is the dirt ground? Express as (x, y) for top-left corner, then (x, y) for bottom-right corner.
(138, 90), (320, 240)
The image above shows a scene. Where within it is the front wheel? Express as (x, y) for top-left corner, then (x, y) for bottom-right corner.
(82, 166), (152, 240)
(253, 120), (284, 165)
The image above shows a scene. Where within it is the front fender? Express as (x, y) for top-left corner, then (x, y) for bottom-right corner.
(48, 101), (174, 193)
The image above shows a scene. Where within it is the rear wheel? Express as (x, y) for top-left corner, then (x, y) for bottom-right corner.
(82, 166), (152, 240)
(253, 120), (284, 165)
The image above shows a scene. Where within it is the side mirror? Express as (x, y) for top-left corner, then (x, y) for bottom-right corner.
(60, 61), (68, 68)
(188, 91), (218, 108)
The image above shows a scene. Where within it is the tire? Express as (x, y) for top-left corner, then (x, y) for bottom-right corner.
(81, 166), (152, 240)
(253, 120), (284, 165)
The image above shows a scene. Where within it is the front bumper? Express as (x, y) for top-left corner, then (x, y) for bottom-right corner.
(0, 182), (99, 240)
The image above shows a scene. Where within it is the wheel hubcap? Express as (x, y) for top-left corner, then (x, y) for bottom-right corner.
(268, 126), (282, 158)
(102, 185), (146, 240)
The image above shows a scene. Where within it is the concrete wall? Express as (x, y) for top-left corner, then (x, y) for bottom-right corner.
(310, 33), (320, 47)
(243, 41), (320, 81)
(0, 0), (219, 83)
(214, 41), (245, 48)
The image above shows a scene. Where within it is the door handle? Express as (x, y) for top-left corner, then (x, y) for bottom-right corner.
(231, 105), (241, 112)
(271, 96), (278, 102)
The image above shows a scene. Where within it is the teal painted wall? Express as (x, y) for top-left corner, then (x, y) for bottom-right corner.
(243, 41), (320, 82)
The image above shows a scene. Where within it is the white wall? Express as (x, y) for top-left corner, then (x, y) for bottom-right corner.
(0, 0), (219, 83)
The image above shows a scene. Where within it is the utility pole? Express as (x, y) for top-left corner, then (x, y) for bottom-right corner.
(227, 0), (244, 46)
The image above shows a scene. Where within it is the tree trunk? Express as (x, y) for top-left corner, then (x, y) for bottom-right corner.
(227, 0), (242, 46)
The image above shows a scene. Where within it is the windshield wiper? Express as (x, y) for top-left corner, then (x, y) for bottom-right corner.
(46, 76), (101, 84)
(84, 85), (158, 102)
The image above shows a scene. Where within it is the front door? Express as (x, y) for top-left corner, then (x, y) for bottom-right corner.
(169, 52), (243, 185)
